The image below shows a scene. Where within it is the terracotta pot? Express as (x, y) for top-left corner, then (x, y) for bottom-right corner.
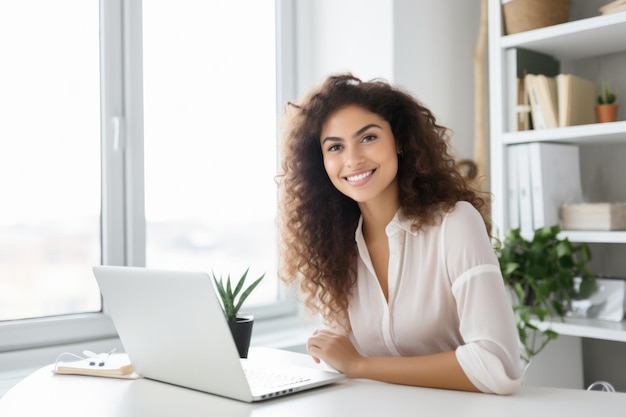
(596, 104), (618, 123)
(228, 314), (254, 358)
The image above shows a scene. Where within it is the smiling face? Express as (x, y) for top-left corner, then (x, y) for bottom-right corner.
(320, 105), (399, 209)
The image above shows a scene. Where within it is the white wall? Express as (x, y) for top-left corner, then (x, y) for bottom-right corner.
(293, 0), (394, 96)
(393, 0), (481, 159)
(292, 0), (481, 159)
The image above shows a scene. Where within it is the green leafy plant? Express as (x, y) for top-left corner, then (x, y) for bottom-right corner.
(212, 268), (265, 322)
(496, 226), (596, 364)
(597, 81), (617, 105)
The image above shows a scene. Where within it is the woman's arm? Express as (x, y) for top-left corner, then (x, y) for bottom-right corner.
(307, 329), (479, 392)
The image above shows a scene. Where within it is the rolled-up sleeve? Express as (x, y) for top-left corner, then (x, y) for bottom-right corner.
(445, 203), (522, 394)
(452, 267), (522, 394)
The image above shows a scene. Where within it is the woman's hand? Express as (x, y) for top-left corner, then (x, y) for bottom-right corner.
(306, 329), (480, 392)
(306, 329), (364, 377)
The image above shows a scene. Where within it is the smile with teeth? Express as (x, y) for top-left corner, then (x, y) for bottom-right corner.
(345, 170), (374, 182)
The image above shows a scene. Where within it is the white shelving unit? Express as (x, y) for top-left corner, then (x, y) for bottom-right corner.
(535, 317), (626, 342)
(488, 0), (626, 343)
(499, 12), (626, 59)
(502, 120), (626, 146)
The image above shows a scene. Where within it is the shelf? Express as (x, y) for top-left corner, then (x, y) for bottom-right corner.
(502, 120), (626, 145)
(500, 12), (626, 60)
(490, 0), (626, 375)
(533, 317), (626, 342)
(560, 230), (626, 244)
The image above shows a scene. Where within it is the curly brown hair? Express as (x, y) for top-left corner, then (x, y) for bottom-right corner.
(277, 73), (490, 326)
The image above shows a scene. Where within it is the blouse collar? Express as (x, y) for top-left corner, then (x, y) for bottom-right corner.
(355, 209), (417, 241)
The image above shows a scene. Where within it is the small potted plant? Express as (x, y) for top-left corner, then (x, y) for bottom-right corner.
(213, 268), (265, 358)
(596, 81), (618, 123)
(496, 226), (596, 364)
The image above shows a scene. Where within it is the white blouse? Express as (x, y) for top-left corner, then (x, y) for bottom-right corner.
(343, 201), (522, 394)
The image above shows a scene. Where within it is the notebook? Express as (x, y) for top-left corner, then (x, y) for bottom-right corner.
(92, 265), (345, 402)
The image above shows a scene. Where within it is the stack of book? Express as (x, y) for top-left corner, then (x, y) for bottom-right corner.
(508, 48), (560, 131)
(560, 203), (626, 230)
(524, 73), (596, 130)
(508, 48), (597, 132)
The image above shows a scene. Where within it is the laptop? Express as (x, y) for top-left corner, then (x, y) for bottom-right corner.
(92, 265), (345, 402)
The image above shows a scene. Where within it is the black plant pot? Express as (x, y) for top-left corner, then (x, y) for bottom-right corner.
(228, 315), (254, 358)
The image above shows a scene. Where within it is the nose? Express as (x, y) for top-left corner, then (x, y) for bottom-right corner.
(344, 144), (364, 167)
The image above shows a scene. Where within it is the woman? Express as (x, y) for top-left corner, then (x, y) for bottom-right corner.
(277, 74), (521, 394)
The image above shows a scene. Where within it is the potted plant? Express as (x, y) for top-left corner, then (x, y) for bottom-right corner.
(213, 268), (265, 358)
(596, 81), (618, 123)
(496, 226), (596, 364)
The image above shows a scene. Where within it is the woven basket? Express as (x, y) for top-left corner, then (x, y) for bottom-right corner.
(502, 0), (571, 35)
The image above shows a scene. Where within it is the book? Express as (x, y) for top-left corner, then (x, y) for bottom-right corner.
(526, 74), (559, 129)
(507, 145), (520, 229)
(560, 203), (626, 230)
(514, 48), (560, 79)
(556, 74), (596, 127)
(516, 77), (531, 131)
(508, 143), (534, 235)
(528, 143), (583, 229)
(525, 74), (548, 130)
(53, 353), (139, 379)
(507, 48), (560, 131)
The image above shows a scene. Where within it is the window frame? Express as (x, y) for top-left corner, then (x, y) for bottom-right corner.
(0, 0), (298, 356)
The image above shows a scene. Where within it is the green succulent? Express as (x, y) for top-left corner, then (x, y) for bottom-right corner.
(496, 226), (596, 364)
(212, 268), (265, 322)
(598, 81), (617, 105)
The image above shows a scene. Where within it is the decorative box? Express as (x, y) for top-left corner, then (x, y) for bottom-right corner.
(560, 203), (626, 231)
(570, 276), (626, 322)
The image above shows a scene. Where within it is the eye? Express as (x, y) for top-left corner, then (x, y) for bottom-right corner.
(327, 144), (342, 152)
(361, 134), (377, 143)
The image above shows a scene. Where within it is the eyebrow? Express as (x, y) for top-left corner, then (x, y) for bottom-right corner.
(321, 123), (383, 145)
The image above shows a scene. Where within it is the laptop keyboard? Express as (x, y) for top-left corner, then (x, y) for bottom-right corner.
(244, 367), (311, 390)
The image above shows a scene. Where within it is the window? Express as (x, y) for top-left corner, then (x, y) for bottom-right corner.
(0, 0), (294, 353)
(142, 1), (279, 303)
(0, 1), (101, 322)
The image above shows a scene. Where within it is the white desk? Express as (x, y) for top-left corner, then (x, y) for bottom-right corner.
(1, 347), (625, 417)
